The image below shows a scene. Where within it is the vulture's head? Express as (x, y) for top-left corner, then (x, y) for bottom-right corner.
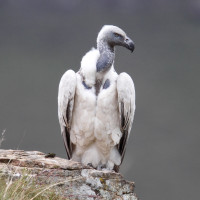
(97, 25), (135, 52)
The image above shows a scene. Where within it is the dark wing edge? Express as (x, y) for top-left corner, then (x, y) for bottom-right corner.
(58, 70), (76, 159)
(114, 72), (135, 172)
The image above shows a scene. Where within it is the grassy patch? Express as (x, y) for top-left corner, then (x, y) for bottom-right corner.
(0, 170), (64, 200)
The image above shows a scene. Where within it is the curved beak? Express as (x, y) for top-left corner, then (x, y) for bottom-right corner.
(124, 36), (135, 52)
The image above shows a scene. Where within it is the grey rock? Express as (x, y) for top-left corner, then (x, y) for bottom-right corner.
(0, 149), (138, 200)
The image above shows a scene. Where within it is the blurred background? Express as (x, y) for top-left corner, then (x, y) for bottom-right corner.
(0, 0), (200, 199)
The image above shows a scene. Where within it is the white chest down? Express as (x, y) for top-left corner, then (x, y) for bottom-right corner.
(70, 73), (122, 169)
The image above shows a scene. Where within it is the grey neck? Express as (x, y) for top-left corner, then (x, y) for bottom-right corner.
(97, 39), (114, 54)
(95, 40), (115, 95)
(96, 40), (115, 75)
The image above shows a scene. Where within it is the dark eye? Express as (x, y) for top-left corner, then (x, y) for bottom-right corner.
(113, 33), (122, 39)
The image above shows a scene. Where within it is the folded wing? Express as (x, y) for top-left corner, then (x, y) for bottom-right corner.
(115, 72), (135, 171)
(58, 70), (76, 159)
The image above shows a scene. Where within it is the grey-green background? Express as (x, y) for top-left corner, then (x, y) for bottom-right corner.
(0, 1), (200, 199)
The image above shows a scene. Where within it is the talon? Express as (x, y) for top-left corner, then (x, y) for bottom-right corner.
(87, 163), (93, 167)
(101, 164), (106, 169)
(97, 164), (107, 170)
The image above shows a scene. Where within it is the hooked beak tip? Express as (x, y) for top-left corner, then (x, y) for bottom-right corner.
(129, 42), (135, 53)
(125, 37), (135, 53)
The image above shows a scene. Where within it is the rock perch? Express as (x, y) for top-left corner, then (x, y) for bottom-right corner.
(0, 149), (138, 200)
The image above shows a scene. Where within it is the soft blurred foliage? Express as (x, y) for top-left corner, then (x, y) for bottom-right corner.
(0, 1), (200, 200)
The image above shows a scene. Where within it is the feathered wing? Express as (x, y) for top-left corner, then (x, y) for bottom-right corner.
(58, 70), (76, 159)
(115, 72), (135, 171)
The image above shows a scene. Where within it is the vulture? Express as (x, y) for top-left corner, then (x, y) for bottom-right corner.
(58, 25), (135, 172)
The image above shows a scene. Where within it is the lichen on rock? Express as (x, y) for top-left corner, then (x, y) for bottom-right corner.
(0, 149), (138, 200)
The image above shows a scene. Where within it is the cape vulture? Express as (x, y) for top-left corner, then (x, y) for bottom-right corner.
(58, 25), (135, 172)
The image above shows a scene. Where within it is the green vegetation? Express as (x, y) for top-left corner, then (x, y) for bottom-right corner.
(0, 132), (68, 200)
(0, 170), (63, 200)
